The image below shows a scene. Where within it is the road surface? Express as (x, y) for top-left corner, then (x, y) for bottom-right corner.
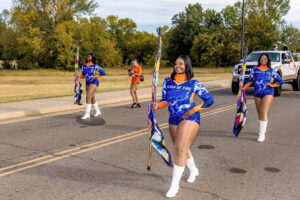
(0, 86), (299, 200)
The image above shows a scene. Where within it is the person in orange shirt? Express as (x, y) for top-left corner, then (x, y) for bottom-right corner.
(128, 59), (142, 108)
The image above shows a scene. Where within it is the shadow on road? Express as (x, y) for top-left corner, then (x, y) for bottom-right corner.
(76, 116), (106, 126)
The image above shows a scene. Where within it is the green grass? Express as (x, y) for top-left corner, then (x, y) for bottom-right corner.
(0, 67), (233, 103)
(0, 67), (233, 76)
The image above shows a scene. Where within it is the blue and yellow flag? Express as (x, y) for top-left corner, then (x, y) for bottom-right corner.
(74, 47), (82, 105)
(287, 50), (297, 71)
(147, 28), (172, 170)
(233, 53), (248, 137)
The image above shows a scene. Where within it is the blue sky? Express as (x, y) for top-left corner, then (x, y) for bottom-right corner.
(1, 0), (299, 33)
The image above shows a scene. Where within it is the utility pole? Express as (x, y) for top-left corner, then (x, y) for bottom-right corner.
(240, 0), (245, 59)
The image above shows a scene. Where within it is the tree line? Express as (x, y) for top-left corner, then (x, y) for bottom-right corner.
(0, 0), (299, 70)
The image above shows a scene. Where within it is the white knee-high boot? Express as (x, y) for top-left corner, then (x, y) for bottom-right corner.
(93, 102), (101, 116)
(258, 120), (268, 142)
(186, 156), (199, 183)
(166, 164), (185, 198)
(81, 104), (91, 119)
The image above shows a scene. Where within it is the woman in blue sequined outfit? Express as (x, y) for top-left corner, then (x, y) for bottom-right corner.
(79, 53), (106, 119)
(153, 55), (214, 197)
(243, 53), (284, 142)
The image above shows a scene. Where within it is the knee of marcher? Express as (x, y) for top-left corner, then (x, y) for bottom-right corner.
(260, 111), (267, 116)
(174, 146), (186, 155)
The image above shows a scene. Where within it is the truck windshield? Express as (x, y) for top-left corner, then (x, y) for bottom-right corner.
(247, 53), (280, 62)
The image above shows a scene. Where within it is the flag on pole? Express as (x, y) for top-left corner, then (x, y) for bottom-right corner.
(74, 47), (82, 105)
(287, 50), (297, 71)
(233, 51), (248, 137)
(147, 28), (172, 170)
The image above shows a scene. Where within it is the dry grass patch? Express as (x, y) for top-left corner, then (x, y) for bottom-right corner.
(0, 68), (232, 103)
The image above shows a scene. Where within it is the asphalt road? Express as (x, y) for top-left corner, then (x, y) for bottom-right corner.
(0, 86), (299, 200)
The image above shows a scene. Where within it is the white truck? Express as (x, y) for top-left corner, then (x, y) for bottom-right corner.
(232, 51), (300, 96)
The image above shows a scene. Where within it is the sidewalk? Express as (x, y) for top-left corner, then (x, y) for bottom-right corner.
(0, 79), (231, 121)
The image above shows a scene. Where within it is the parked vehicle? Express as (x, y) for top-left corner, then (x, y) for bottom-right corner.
(232, 51), (300, 96)
(293, 53), (300, 61)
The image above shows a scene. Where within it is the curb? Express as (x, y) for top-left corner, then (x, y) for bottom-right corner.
(0, 82), (231, 121)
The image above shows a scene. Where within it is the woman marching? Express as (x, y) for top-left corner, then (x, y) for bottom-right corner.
(153, 55), (214, 198)
(79, 53), (106, 119)
(243, 53), (284, 142)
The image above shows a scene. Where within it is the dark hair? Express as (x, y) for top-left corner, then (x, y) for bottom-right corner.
(171, 55), (194, 80)
(283, 45), (288, 51)
(86, 53), (96, 64)
(258, 53), (271, 69)
(132, 58), (137, 63)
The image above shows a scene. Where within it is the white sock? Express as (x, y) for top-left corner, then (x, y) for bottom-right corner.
(259, 120), (268, 134)
(85, 104), (91, 114)
(186, 156), (196, 170)
(83, 104), (91, 116)
(81, 104), (91, 119)
(171, 164), (185, 185)
(258, 120), (268, 142)
(166, 164), (185, 198)
(93, 102), (101, 115)
(186, 156), (199, 183)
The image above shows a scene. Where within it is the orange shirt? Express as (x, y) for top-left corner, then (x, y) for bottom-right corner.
(158, 74), (187, 109)
(174, 73), (187, 84)
(158, 74), (207, 112)
(131, 65), (142, 83)
(243, 65), (279, 90)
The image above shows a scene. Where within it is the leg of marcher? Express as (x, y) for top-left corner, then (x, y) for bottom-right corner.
(166, 120), (199, 198)
(90, 89), (101, 117)
(82, 84), (97, 119)
(254, 97), (261, 136)
(257, 95), (273, 142)
(186, 150), (199, 183)
(93, 102), (101, 116)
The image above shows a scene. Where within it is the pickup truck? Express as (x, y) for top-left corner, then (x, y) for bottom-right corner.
(232, 51), (300, 96)
(293, 53), (300, 61)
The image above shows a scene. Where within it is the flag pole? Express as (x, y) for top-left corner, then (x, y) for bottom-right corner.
(147, 27), (162, 171)
(240, 0), (245, 59)
(74, 46), (80, 104)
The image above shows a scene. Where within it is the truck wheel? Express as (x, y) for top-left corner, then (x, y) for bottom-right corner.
(274, 84), (282, 96)
(292, 75), (300, 91)
(231, 81), (239, 94)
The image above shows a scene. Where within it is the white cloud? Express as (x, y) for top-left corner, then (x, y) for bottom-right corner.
(284, 1), (300, 23)
(95, 0), (237, 24)
(95, 0), (300, 28)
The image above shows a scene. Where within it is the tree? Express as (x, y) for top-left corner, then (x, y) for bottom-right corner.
(53, 20), (79, 70)
(0, 23), (18, 64)
(280, 24), (300, 52)
(126, 31), (157, 65)
(222, 0), (290, 52)
(203, 9), (223, 29)
(107, 15), (137, 64)
(191, 25), (240, 67)
(10, 0), (97, 69)
(165, 3), (204, 63)
(0, 19), (5, 60)
(77, 17), (122, 68)
(0, 0), (297, 70)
